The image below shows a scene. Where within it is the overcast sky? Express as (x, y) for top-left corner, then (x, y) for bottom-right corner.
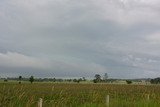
(0, 0), (160, 79)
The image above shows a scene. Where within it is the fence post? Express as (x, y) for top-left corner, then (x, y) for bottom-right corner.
(38, 98), (43, 107)
(147, 94), (150, 101)
(106, 95), (109, 107)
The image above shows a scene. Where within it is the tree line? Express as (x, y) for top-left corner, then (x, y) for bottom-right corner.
(1, 74), (159, 84)
(150, 77), (160, 84)
(1, 76), (87, 84)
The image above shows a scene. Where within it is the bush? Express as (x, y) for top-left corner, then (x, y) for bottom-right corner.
(150, 77), (160, 84)
(126, 80), (132, 84)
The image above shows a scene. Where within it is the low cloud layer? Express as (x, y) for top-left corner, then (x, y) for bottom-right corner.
(0, 0), (160, 78)
(0, 52), (47, 68)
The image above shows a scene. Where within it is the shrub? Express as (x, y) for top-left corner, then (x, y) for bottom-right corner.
(126, 80), (132, 84)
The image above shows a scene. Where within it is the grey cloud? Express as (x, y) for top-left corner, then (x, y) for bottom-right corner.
(0, 0), (160, 78)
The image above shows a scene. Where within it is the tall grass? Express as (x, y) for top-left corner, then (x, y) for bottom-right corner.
(0, 83), (160, 107)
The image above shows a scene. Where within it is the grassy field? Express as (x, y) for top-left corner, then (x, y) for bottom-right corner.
(0, 82), (160, 107)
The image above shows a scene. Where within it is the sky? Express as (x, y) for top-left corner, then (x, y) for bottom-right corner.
(0, 0), (160, 79)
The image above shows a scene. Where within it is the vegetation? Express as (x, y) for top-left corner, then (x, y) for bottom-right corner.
(126, 80), (132, 84)
(103, 73), (108, 82)
(0, 82), (160, 107)
(4, 79), (8, 82)
(93, 74), (102, 83)
(150, 77), (160, 84)
(0, 75), (159, 107)
(29, 76), (34, 84)
(19, 76), (22, 84)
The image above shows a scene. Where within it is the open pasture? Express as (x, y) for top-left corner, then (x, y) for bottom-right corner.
(0, 83), (160, 107)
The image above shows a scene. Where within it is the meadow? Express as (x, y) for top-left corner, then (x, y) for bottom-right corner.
(0, 82), (160, 107)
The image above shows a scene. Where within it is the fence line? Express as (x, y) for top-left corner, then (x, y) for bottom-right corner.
(37, 94), (151, 107)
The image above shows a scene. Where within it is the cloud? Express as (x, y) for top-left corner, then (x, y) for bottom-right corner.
(0, 52), (48, 69)
(90, 0), (160, 26)
(146, 32), (160, 44)
(2, 0), (160, 28)
(50, 61), (107, 77)
(0, 52), (107, 78)
(1, 0), (160, 78)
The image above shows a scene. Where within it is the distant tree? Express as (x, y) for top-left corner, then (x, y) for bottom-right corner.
(150, 77), (160, 84)
(103, 73), (108, 82)
(73, 79), (77, 82)
(93, 79), (97, 83)
(56, 79), (63, 82)
(4, 79), (8, 82)
(93, 74), (101, 83)
(73, 79), (80, 83)
(66, 79), (72, 82)
(150, 79), (155, 84)
(82, 77), (86, 81)
(53, 78), (56, 82)
(19, 76), (22, 84)
(78, 78), (83, 82)
(126, 80), (132, 84)
(29, 76), (34, 83)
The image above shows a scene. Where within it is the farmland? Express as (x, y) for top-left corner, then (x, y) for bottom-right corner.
(0, 82), (160, 107)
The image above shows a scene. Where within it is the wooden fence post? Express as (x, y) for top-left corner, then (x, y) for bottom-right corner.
(106, 95), (109, 107)
(147, 94), (150, 101)
(38, 98), (43, 107)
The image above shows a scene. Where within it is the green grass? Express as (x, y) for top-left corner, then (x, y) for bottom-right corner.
(0, 82), (160, 107)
